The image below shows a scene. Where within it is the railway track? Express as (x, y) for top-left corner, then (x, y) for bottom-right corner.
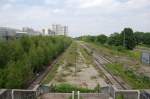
(28, 49), (65, 90)
(80, 43), (131, 90)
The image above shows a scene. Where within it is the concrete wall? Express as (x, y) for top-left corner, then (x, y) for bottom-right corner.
(140, 90), (150, 99)
(80, 93), (109, 99)
(12, 90), (37, 99)
(0, 89), (12, 99)
(115, 90), (140, 99)
(0, 89), (37, 99)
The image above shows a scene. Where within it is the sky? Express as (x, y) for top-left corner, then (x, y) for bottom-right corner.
(0, 0), (150, 37)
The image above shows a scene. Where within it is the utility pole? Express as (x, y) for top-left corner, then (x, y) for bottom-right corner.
(123, 31), (126, 48)
(75, 44), (77, 76)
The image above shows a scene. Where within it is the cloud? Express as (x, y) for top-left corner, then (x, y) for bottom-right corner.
(78, 0), (117, 8)
(0, 0), (150, 37)
(1, 3), (12, 10)
(44, 0), (57, 5)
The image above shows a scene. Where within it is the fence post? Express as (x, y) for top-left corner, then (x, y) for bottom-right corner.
(72, 91), (74, 99)
(11, 90), (14, 99)
(137, 90), (140, 99)
(77, 91), (80, 99)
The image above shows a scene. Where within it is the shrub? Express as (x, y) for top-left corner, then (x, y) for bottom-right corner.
(0, 36), (72, 88)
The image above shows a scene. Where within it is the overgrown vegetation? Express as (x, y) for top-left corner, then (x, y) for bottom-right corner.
(77, 28), (150, 50)
(87, 42), (141, 60)
(79, 44), (93, 65)
(63, 42), (78, 68)
(42, 42), (78, 84)
(106, 63), (150, 89)
(116, 94), (124, 99)
(49, 83), (101, 93)
(42, 63), (60, 84)
(0, 36), (72, 88)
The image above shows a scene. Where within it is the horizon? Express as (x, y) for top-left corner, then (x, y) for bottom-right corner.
(0, 0), (150, 37)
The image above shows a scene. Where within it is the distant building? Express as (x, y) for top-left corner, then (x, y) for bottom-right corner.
(0, 27), (42, 40)
(16, 31), (27, 38)
(42, 28), (55, 36)
(64, 26), (68, 36)
(22, 27), (42, 36)
(42, 29), (45, 35)
(52, 24), (68, 36)
(42, 24), (68, 36)
(0, 27), (20, 40)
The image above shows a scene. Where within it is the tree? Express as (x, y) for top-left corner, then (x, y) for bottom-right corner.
(108, 33), (122, 46)
(96, 34), (108, 44)
(0, 36), (72, 88)
(134, 32), (144, 44)
(143, 33), (150, 45)
(121, 28), (136, 50)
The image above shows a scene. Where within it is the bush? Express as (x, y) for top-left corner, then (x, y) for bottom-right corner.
(50, 83), (95, 93)
(0, 36), (72, 88)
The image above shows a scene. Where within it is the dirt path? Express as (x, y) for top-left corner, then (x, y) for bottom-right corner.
(49, 42), (107, 89)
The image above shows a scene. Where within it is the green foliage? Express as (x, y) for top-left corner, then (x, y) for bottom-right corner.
(106, 63), (150, 89)
(78, 34), (108, 45)
(134, 32), (150, 45)
(121, 28), (136, 50)
(116, 94), (124, 99)
(78, 28), (150, 50)
(96, 34), (108, 44)
(42, 63), (60, 84)
(108, 33), (122, 46)
(94, 84), (101, 93)
(134, 32), (144, 44)
(143, 33), (150, 45)
(0, 36), (72, 88)
(49, 83), (95, 93)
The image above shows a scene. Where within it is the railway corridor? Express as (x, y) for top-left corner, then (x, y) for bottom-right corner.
(80, 42), (131, 90)
(46, 42), (108, 89)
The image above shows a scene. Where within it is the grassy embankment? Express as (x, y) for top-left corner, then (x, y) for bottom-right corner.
(106, 63), (150, 89)
(86, 42), (150, 89)
(87, 42), (141, 60)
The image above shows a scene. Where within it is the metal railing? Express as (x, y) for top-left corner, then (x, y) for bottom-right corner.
(12, 89), (37, 99)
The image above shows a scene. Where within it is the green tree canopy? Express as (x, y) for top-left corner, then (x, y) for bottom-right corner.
(121, 28), (136, 50)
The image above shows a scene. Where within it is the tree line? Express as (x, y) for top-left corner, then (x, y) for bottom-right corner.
(0, 36), (72, 88)
(77, 28), (150, 50)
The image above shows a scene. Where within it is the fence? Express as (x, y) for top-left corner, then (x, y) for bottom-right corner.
(40, 93), (72, 99)
(12, 89), (37, 99)
(0, 89), (12, 99)
(140, 90), (150, 99)
(0, 85), (150, 99)
(115, 90), (140, 99)
(80, 93), (109, 99)
(0, 89), (37, 99)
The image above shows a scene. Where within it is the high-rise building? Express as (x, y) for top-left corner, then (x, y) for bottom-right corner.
(64, 26), (68, 36)
(52, 24), (68, 36)
(0, 27), (20, 40)
(22, 27), (41, 35)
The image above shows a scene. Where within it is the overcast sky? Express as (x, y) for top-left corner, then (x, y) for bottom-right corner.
(0, 0), (150, 37)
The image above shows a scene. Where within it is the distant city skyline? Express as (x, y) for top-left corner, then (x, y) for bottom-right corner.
(0, 0), (150, 37)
